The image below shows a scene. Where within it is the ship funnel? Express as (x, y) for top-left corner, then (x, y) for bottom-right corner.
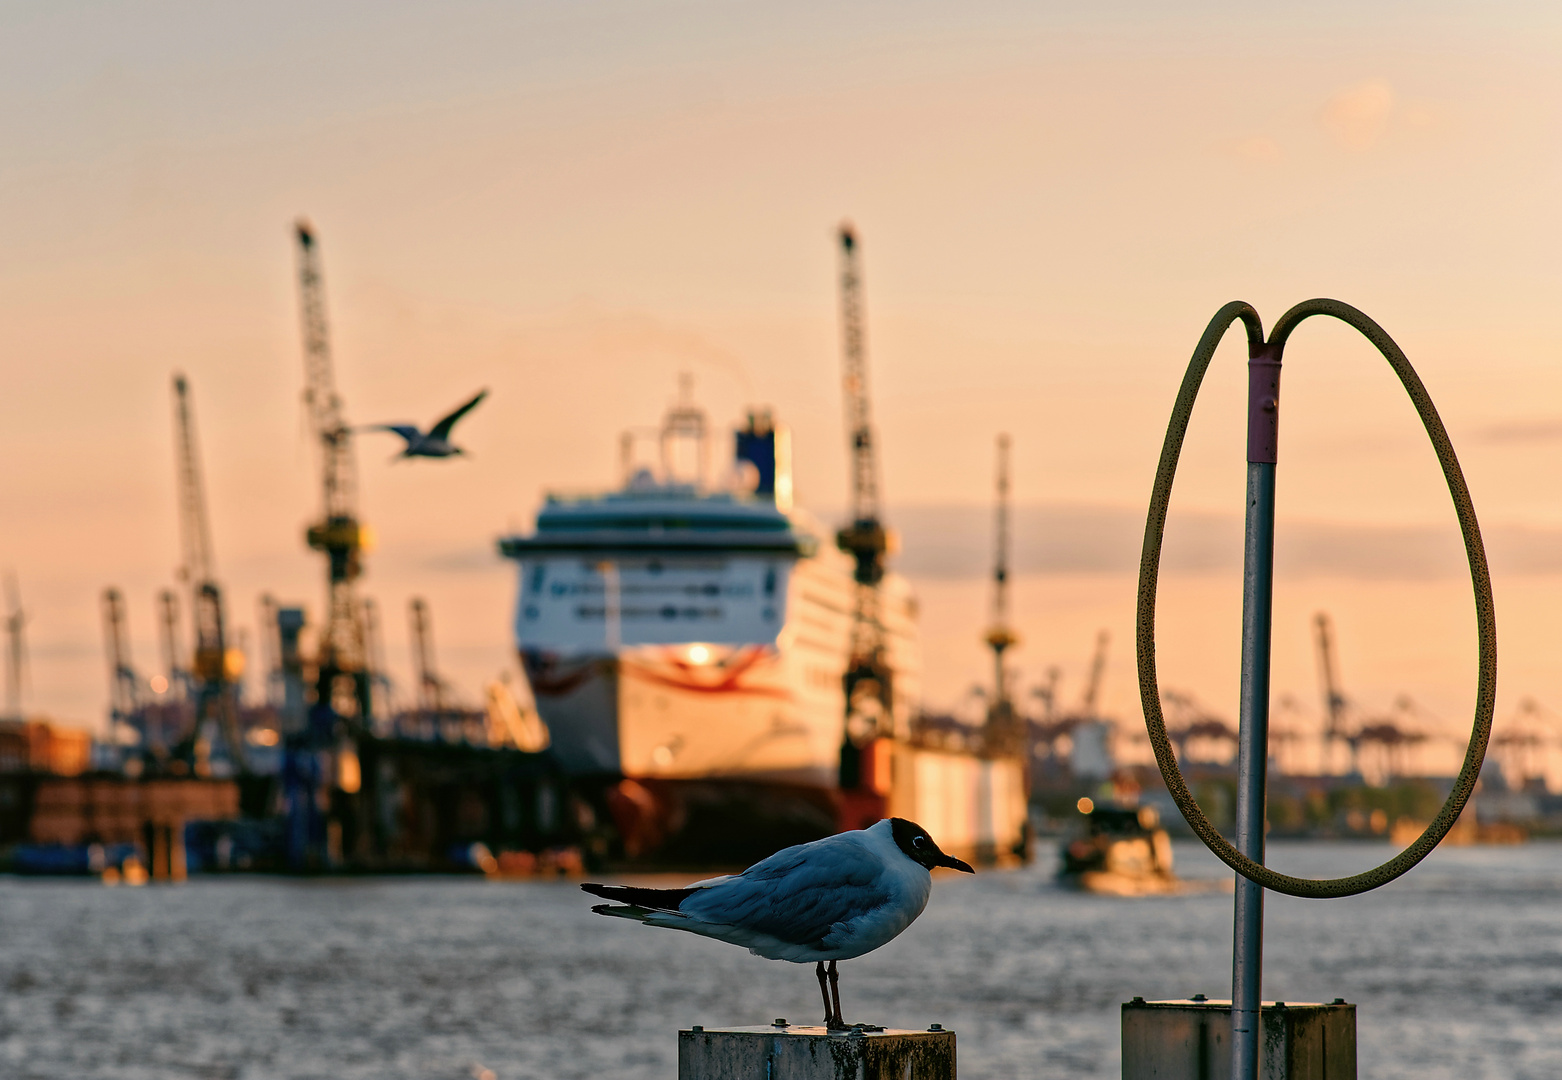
(735, 409), (793, 511)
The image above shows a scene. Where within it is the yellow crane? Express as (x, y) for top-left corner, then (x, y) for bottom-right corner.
(294, 221), (373, 733)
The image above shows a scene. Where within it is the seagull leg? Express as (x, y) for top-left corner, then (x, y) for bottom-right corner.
(816, 961), (833, 1026)
(827, 960), (845, 1029)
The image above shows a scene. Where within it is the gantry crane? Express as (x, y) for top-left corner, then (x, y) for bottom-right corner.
(294, 221), (372, 731)
(982, 434), (1024, 755)
(834, 224), (895, 758)
(171, 373), (245, 771)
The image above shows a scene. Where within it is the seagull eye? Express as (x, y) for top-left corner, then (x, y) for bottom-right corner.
(913, 836), (927, 848)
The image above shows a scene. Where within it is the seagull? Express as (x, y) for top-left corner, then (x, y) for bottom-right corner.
(360, 389), (487, 459)
(581, 818), (974, 1029)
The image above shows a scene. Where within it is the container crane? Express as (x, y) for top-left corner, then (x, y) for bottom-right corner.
(171, 373), (246, 772)
(294, 220), (372, 731)
(982, 434), (1024, 756)
(835, 225), (895, 756)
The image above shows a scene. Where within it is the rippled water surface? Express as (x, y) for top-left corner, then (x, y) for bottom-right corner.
(3, 841), (1561, 1079)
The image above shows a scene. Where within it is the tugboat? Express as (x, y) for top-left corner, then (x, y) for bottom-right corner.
(1059, 799), (1179, 895)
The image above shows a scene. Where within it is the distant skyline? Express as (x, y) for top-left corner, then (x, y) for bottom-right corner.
(2, 3), (1559, 778)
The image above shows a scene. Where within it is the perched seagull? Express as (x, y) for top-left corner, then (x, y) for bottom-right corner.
(360, 389), (487, 459)
(581, 818), (973, 1029)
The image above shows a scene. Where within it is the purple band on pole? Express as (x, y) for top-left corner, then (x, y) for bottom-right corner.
(1247, 344), (1282, 464)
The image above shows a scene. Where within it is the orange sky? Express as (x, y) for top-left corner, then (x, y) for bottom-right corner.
(2, 4), (1559, 776)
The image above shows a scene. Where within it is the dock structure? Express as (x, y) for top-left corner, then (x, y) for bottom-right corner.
(1122, 999), (1355, 1080)
(680, 1024), (955, 1080)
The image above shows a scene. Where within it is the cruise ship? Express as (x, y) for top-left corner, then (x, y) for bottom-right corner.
(499, 386), (1023, 865)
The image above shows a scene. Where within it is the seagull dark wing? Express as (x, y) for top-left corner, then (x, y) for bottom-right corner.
(360, 424), (422, 445)
(680, 834), (892, 948)
(428, 389), (488, 441)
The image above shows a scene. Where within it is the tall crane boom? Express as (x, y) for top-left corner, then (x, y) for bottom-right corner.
(834, 224), (895, 761)
(172, 374), (226, 687)
(171, 374), (244, 771)
(838, 226), (882, 541)
(294, 220), (371, 727)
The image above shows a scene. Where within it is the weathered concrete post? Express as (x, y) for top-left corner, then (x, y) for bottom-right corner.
(1121, 998), (1355, 1080)
(679, 1022), (956, 1080)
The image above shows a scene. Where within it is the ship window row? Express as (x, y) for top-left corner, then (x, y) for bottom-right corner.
(573, 558), (726, 572)
(572, 604), (725, 620)
(535, 581), (756, 599)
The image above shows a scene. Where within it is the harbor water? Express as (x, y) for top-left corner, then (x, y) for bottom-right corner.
(2, 840), (1560, 1080)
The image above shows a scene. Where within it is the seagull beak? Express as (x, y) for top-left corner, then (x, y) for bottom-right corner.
(937, 853), (975, 874)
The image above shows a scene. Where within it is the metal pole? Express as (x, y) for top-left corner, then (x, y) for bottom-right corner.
(1232, 343), (1281, 1080)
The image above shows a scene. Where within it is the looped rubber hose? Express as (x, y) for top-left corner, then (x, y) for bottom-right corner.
(1137, 298), (1496, 899)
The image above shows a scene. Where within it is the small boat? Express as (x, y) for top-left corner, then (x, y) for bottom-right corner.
(1058, 801), (1180, 896)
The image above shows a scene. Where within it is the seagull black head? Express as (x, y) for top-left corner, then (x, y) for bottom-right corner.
(888, 817), (975, 874)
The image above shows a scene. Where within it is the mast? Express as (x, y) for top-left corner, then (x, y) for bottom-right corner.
(982, 434), (1023, 755)
(294, 220), (371, 731)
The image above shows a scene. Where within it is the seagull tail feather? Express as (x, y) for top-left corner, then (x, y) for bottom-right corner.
(581, 882), (698, 911)
(591, 903), (655, 922)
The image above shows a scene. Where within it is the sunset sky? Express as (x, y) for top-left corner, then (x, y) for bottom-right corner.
(3, 2), (1560, 777)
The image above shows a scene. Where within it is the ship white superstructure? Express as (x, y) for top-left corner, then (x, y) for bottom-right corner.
(499, 407), (919, 792)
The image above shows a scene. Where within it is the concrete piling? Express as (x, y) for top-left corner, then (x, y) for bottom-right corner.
(679, 1023), (955, 1080)
(1122, 999), (1355, 1080)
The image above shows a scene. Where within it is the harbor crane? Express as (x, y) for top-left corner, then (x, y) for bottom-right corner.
(157, 588), (189, 701)
(171, 373), (246, 771)
(1313, 612), (1359, 774)
(1079, 629), (1110, 718)
(982, 434), (1024, 756)
(3, 571), (25, 721)
(101, 588), (142, 742)
(294, 221), (372, 730)
(408, 597), (446, 720)
(834, 224), (895, 764)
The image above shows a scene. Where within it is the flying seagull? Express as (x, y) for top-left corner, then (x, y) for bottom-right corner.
(581, 817), (974, 1029)
(360, 389), (487, 459)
